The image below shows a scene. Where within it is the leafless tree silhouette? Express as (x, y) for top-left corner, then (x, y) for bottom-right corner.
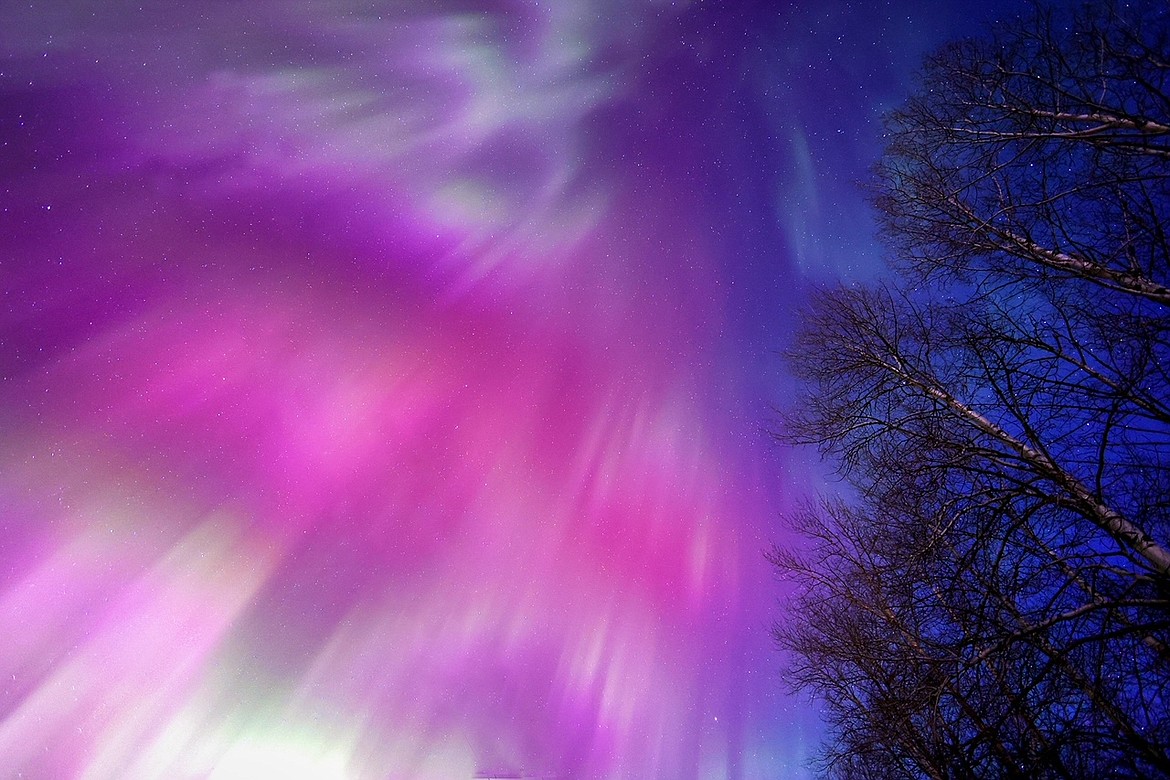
(774, 3), (1170, 777)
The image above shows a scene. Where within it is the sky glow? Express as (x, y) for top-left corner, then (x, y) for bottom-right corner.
(0, 1), (1050, 777)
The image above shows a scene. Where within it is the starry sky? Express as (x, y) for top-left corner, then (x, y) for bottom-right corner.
(0, 1), (1074, 778)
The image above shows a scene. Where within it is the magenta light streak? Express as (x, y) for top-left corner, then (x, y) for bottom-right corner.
(0, 2), (809, 777)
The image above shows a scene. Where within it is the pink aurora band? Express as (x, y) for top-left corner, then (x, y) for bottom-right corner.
(0, 2), (807, 777)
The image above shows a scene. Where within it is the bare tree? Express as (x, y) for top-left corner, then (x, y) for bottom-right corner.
(775, 3), (1170, 777)
(876, 1), (1170, 303)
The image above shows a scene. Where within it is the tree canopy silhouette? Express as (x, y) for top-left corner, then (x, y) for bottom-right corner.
(774, 3), (1170, 777)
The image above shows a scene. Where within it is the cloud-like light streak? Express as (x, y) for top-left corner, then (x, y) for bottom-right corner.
(0, 2), (805, 777)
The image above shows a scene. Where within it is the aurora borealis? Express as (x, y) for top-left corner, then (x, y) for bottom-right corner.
(0, 1), (1055, 777)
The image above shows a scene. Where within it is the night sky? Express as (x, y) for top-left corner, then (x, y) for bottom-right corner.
(0, 1), (1076, 778)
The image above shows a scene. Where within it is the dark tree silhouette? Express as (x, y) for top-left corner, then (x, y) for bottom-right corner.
(774, 3), (1170, 777)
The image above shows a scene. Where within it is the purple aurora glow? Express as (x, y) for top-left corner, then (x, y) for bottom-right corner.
(0, 2), (807, 777)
